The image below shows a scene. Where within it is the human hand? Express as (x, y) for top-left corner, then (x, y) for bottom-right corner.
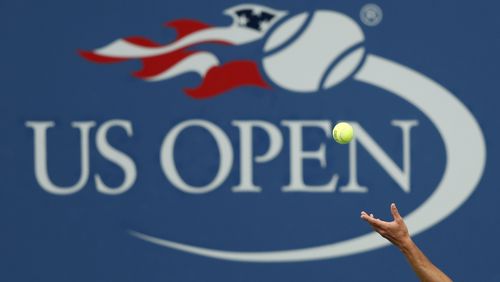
(361, 203), (412, 249)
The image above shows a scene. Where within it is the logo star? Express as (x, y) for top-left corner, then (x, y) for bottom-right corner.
(252, 7), (263, 16)
(259, 20), (271, 31)
(238, 14), (249, 26)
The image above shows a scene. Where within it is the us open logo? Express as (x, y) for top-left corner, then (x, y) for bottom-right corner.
(26, 4), (485, 262)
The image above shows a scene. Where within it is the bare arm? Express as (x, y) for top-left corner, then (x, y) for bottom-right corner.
(360, 203), (452, 282)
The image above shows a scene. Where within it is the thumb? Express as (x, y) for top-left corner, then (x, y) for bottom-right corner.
(391, 203), (402, 221)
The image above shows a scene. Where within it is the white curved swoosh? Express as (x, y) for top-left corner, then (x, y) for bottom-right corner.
(130, 54), (486, 262)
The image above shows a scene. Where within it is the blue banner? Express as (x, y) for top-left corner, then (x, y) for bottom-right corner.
(1, 1), (498, 281)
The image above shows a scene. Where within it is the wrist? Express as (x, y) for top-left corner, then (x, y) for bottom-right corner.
(397, 236), (414, 252)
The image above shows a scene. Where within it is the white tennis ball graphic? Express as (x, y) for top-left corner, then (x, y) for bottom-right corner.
(263, 10), (365, 93)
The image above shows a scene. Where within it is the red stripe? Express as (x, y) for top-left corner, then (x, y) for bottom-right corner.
(185, 61), (271, 99)
(124, 36), (161, 47)
(165, 19), (212, 39)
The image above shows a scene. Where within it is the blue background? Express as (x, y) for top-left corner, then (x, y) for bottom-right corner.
(1, 0), (498, 281)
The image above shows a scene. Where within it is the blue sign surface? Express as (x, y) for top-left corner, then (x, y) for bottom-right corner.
(1, 1), (498, 281)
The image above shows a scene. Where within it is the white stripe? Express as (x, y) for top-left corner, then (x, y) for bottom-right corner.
(95, 27), (261, 58)
(144, 52), (219, 82)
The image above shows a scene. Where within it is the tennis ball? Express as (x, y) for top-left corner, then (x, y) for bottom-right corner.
(263, 10), (365, 92)
(332, 122), (354, 144)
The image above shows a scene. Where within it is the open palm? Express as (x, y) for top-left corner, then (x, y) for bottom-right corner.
(361, 203), (411, 248)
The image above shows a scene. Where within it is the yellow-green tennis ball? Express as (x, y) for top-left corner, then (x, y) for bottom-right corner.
(332, 122), (354, 144)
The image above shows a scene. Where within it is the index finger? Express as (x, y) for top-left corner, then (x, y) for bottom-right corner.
(360, 211), (385, 228)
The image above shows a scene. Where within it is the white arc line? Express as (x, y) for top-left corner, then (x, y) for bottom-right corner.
(129, 54), (486, 262)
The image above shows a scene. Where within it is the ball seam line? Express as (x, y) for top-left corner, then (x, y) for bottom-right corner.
(319, 42), (365, 90)
(264, 12), (314, 58)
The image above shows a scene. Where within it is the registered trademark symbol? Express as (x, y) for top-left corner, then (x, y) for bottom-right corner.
(360, 3), (383, 26)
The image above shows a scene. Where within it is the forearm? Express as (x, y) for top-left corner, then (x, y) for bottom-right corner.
(398, 239), (452, 282)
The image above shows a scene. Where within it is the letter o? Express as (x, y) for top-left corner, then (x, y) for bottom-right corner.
(160, 120), (233, 194)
